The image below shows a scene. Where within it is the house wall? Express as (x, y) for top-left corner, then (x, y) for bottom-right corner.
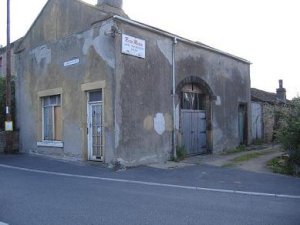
(114, 24), (173, 165)
(18, 0), (109, 51)
(16, 19), (116, 160)
(16, 1), (251, 165)
(114, 21), (250, 165)
(251, 102), (263, 141)
(175, 42), (251, 152)
(262, 103), (275, 142)
(0, 45), (17, 77)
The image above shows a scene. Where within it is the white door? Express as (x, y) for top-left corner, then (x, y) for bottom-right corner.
(87, 91), (103, 161)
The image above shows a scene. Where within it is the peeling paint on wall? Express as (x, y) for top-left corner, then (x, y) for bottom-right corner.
(79, 22), (115, 68)
(215, 96), (222, 106)
(164, 113), (172, 131)
(157, 39), (172, 64)
(154, 113), (166, 135)
(30, 45), (51, 65)
(143, 115), (153, 131)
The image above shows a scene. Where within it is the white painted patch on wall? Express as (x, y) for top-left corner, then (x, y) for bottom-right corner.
(0, 222), (9, 225)
(157, 39), (172, 64)
(80, 22), (115, 68)
(215, 96), (222, 106)
(30, 45), (51, 65)
(154, 113), (166, 135)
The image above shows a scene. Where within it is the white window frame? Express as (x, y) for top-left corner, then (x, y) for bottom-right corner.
(37, 88), (63, 148)
(87, 90), (104, 161)
(42, 95), (61, 142)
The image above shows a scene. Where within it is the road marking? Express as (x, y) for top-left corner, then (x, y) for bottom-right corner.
(0, 222), (9, 225)
(1, 163), (300, 200)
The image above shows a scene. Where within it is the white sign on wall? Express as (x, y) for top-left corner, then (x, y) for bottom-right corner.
(122, 34), (146, 59)
(5, 121), (13, 131)
(64, 58), (79, 67)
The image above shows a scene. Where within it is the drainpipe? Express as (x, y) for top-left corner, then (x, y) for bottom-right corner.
(172, 37), (177, 159)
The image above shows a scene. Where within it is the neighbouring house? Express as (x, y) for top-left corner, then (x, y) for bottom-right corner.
(251, 80), (287, 143)
(0, 40), (22, 152)
(0, 40), (21, 78)
(14, 0), (251, 166)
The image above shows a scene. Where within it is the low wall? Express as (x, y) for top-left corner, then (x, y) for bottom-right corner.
(0, 131), (19, 153)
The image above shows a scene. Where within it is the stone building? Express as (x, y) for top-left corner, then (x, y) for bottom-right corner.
(251, 80), (287, 143)
(15, 0), (251, 166)
(0, 40), (20, 77)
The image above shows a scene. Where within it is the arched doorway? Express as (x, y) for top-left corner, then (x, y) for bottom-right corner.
(177, 77), (215, 155)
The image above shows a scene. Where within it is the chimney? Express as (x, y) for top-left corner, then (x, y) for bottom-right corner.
(97, 0), (123, 9)
(276, 79), (286, 103)
(96, 0), (128, 17)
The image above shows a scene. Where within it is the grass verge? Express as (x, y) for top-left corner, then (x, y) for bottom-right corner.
(267, 156), (295, 176)
(221, 145), (246, 155)
(222, 151), (266, 167)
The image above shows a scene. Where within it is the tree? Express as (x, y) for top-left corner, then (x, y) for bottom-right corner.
(0, 76), (15, 131)
(276, 97), (300, 168)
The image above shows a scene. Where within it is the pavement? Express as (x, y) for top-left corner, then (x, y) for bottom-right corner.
(150, 144), (283, 174)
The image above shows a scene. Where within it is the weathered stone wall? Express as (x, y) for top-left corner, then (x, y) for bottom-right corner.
(251, 102), (263, 141)
(0, 45), (18, 77)
(175, 42), (251, 152)
(114, 21), (250, 165)
(16, 18), (116, 161)
(115, 24), (173, 165)
(17, 0), (109, 53)
(0, 131), (19, 153)
(15, 0), (251, 165)
(262, 104), (275, 142)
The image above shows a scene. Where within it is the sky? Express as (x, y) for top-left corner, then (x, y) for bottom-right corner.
(0, 0), (299, 99)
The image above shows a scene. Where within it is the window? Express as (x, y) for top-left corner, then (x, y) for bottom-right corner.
(181, 92), (206, 110)
(42, 95), (62, 141)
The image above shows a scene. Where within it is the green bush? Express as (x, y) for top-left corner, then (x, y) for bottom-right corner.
(276, 98), (300, 167)
(170, 146), (187, 162)
(222, 145), (246, 155)
(267, 156), (295, 176)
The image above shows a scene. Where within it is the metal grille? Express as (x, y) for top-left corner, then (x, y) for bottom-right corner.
(91, 104), (103, 159)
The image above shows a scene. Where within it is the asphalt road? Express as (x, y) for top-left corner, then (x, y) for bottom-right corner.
(0, 154), (300, 225)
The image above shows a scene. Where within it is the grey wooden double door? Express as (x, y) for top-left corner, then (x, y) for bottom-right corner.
(181, 110), (207, 155)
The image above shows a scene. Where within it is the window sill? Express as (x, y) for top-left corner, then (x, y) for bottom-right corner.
(37, 141), (64, 148)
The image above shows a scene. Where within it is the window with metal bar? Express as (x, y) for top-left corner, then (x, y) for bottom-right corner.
(181, 92), (206, 110)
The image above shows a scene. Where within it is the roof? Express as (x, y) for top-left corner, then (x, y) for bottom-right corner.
(15, 0), (126, 53)
(0, 38), (23, 54)
(12, 0), (250, 64)
(113, 16), (251, 64)
(251, 88), (280, 104)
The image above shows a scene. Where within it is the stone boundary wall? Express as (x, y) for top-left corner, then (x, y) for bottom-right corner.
(0, 131), (19, 153)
